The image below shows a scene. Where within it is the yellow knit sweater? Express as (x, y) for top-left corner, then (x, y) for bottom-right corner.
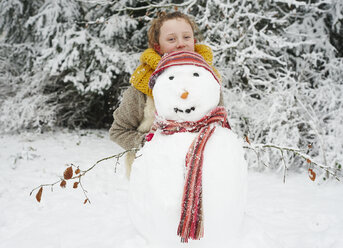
(130, 44), (221, 97)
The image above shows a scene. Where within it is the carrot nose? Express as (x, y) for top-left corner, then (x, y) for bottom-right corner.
(181, 91), (189, 99)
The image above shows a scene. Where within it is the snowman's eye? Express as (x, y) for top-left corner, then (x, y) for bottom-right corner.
(193, 72), (199, 77)
(169, 76), (174, 80)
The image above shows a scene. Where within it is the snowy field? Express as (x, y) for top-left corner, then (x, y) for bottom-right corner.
(0, 129), (342, 248)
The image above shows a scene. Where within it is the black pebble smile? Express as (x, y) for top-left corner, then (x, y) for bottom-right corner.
(174, 107), (195, 114)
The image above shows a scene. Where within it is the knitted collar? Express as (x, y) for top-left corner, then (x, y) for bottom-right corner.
(130, 44), (217, 97)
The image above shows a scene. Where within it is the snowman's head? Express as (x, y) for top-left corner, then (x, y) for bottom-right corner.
(150, 51), (221, 122)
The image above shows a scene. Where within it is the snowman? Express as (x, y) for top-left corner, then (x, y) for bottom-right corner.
(128, 51), (247, 247)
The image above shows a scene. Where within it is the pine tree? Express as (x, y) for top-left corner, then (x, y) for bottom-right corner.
(0, 0), (342, 176)
(0, 0), (144, 130)
(185, 0), (343, 175)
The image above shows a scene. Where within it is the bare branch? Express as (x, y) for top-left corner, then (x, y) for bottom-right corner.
(244, 143), (340, 181)
(280, 149), (288, 183)
(30, 148), (139, 202)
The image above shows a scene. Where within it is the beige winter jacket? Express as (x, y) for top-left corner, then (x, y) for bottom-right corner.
(109, 86), (156, 177)
(109, 86), (155, 151)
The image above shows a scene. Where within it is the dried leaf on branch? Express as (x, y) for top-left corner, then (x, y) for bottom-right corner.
(30, 148), (139, 204)
(63, 166), (73, 180)
(243, 142), (340, 182)
(308, 169), (316, 181)
(73, 182), (79, 189)
(60, 180), (67, 188)
(36, 187), (43, 203)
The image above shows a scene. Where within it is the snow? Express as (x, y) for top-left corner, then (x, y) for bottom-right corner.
(129, 61), (247, 246)
(1, 68), (343, 248)
(1, 58), (343, 247)
(0, 130), (342, 247)
(152, 65), (221, 122)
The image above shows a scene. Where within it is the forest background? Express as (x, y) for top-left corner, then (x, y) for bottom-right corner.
(0, 0), (342, 179)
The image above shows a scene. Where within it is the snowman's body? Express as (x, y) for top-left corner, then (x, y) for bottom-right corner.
(128, 63), (247, 247)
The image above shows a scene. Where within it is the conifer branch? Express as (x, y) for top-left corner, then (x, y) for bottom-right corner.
(76, 0), (196, 10)
(75, 0), (197, 27)
(116, 0), (197, 11)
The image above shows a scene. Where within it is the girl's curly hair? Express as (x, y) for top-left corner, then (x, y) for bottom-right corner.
(147, 11), (199, 48)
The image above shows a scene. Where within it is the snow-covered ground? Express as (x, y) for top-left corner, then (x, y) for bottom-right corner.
(0, 129), (342, 248)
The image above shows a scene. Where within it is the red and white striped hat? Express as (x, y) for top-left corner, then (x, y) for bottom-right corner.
(149, 51), (221, 89)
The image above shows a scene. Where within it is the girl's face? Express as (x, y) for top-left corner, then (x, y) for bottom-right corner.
(156, 18), (195, 55)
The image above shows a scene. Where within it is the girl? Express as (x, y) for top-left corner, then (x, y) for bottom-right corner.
(109, 11), (222, 178)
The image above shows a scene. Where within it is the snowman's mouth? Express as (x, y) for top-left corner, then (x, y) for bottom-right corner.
(174, 106), (195, 114)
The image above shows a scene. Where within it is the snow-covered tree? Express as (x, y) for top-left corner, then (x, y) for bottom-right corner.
(185, 0), (343, 177)
(0, 0), (142, 130)
(0, 0), (342, 176)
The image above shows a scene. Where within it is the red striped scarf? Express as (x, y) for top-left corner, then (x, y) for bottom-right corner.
(153, 106), (231, 243)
